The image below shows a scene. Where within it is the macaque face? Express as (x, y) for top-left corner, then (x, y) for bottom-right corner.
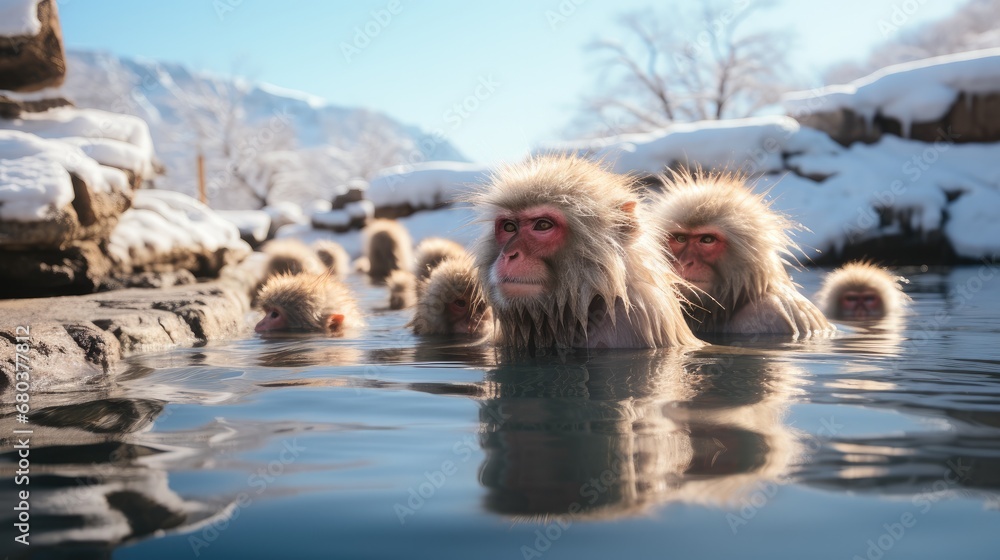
(839, 289), (884, 319)
(491, 205), (568, 299)
(666, 228), (727, 291)
(447, 291), (490, 334)
(255, 305), (290, 333)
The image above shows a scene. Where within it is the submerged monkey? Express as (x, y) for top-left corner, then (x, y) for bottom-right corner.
(815, 261), (909, 321)
(254, 272), (364, 336)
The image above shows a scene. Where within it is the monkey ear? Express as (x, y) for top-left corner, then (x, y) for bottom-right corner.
(618, 200), (640, 240)
(327, 313), (346, 332)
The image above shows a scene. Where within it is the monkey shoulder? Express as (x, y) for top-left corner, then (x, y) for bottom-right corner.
(726, 289), (834, 337)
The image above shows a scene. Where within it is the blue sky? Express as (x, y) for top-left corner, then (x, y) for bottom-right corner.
(58, 0), (964, 163)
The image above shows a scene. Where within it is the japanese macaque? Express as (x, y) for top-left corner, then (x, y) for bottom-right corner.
(815, 261), (909, 320)
(312, 239), (351, 278)
(413, 237), (467, 283)
(260, 238), (325, 280)
(652, 171), (833, 337)
(361, 219), (413, 284)
(471, 155), (701, 350)
(254, 272), (364, 335)
(386, 269), (418, 310)
(411, 255), (493, 336)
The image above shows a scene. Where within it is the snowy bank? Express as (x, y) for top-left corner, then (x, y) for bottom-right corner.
(367, 161), (491, 213)
(784, 48), (1000, 145)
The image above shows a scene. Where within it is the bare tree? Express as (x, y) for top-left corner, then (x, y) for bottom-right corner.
(824, 0), (1000, 84)
(330, 109), (408, 180)
(570, 1), (794, 137)
(169, 77), (297, 209)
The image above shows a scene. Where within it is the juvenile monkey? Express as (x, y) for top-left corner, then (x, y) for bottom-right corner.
(413, 238), (468, 283)
(254, 272), (364, 336)
(385, 237), (470, 310)
(471, 155), (701, 350)
(312, 239), (351, 278)
(411, 255), (493, 337)
(815, 261), (909, 320)
(651, 171), (833, 337)
(260, 238), (325, 279)
(387, 269), (418, 310)
(362, 219), (413, 284)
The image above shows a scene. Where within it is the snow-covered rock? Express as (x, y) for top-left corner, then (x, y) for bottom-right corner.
(216, 209), (271, 246)
(109, 189), (251, 276)
(0, 0), (66, 92)
(367, 161), (491, 217)
(785, 48), (1000, 145)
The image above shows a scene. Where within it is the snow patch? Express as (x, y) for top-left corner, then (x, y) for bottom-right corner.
(0, 0), (40, 37)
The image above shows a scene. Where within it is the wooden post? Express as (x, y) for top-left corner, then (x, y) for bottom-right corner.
(197, 152), (207, 205)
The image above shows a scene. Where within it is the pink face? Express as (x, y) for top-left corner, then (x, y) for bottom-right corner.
(839, 289), (884, 319)
(491, 205), (568, 299)
(666, 228), (727, 291)
(255, 305), (289, 333)
(447, 291), (490, 335)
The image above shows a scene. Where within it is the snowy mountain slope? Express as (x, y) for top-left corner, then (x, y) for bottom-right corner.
(51, 50), (467, 209)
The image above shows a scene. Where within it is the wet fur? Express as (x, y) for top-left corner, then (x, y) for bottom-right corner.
(256, 272), (364, 335)
(652, 170), (833, 337)
(411, 255), (492, 336)
(471, 155), (702, 350)
(387, 269), (418, 310)
(362, 219), (413, 284)
(313, 239), (351, 278)
(815, 261), (910, 320)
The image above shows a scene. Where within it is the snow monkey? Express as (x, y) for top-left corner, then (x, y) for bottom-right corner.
(413, 237), (467, 283)
(255, 272), (364, 335)
(361, 219), (414, 284)
(815, 261), (909, 321)
(411, 255), (493, 337)
(471, 155), (702, 350)
(652, 171), (833, 337)
(386, 237), (470, 310)
(261, 238), (325, 280)
(312, 239), (351, 278)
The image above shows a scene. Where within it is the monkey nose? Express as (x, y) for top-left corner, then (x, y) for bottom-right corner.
(506, 250), (519, 260)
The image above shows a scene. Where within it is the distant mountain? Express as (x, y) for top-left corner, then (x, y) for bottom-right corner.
(56, 50), (467, 209)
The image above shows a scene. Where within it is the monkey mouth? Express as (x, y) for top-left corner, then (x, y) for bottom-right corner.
(496, 277), (546, 298)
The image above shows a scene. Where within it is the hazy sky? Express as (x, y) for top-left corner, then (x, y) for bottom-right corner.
(58, 0), (964, 163)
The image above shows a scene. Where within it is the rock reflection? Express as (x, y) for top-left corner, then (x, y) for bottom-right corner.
(0, 396), (230, 553)
(476, 350), (804, 519)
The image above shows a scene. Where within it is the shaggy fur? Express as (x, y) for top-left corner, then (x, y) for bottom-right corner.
(414, 238), (468, 282)
(261, 238), (325, 279)
(362, 219), (413, 284)
(411, 255), (493, 336)
(471, 155), (702, 350)
(256, 272), (364, 335)
(652, 170), (833, 336)
(313, 239), (351, 278)
(815, 261), (910, 320)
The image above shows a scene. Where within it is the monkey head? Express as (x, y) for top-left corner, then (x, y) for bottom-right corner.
(254, 273), (351, 335)
(655, 171), (795, 309)
(413, 256), (492, 336)
(816, 262), (908, 321)
(473, 156), (640, 315)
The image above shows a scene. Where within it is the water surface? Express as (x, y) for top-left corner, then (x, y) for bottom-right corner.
(3, 266), (999, 559)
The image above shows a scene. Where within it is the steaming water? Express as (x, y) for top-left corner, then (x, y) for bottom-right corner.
(3, 267), (999, 559)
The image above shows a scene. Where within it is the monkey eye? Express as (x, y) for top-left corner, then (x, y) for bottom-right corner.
(863, 295), (878, 304)
(454, 298), (468, 308)
(269, 310), (280, 319)
(672, 233), (688, 243)
(502, 221), (517, 233)
(844, 295), (859, 303)
(699, 234), (717, 244)
(533, 219), (554, 231)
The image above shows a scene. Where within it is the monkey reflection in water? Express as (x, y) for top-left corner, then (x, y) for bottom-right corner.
(476, 351), (803, 520)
